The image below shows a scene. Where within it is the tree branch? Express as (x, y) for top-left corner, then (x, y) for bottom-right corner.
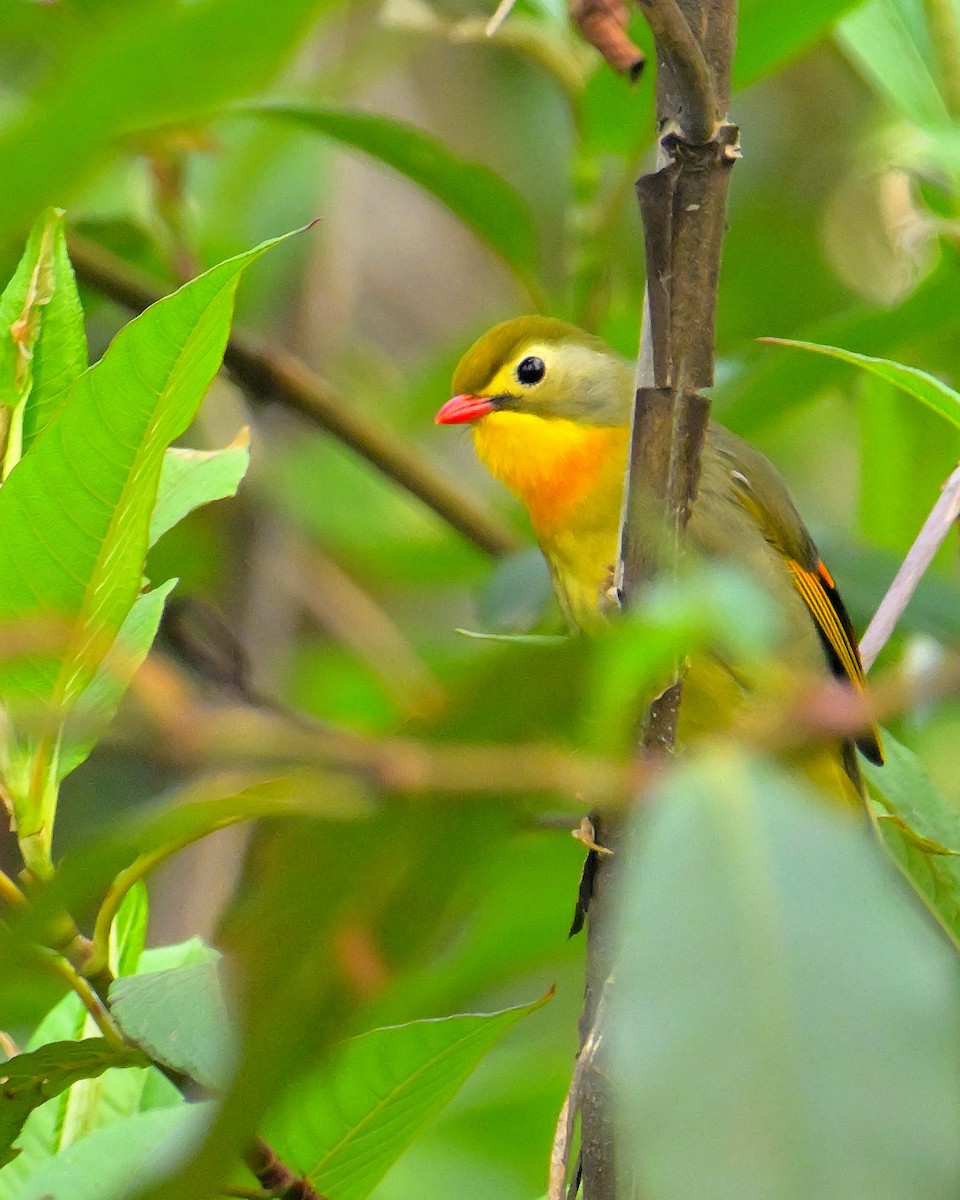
(66, 233), (521, 561)
(577, 2), (738, 1197)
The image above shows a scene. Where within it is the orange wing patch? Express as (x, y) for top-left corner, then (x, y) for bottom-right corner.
(787, 559), (884, 765)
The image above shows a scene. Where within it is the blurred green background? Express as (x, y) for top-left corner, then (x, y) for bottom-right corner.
(2, 0), (960, 1196)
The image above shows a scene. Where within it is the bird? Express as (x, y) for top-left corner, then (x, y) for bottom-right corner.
(435, 316), (883, 808)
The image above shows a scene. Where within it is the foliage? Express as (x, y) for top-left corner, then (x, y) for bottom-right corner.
(0, 1), (957, 1199)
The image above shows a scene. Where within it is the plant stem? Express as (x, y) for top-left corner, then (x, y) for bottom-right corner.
(37, 947), (126, 1050)
(0, 868), (27, 911)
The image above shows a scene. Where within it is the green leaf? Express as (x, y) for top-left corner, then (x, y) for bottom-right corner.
(764, 337), (960, 430)
(0, 1039), (148, 1169)
(736, 0), (866, 88)
(836, 0), (950, 128)
(236, 104), (541, 290)
(0, 229), (294, 874)
(266, 997), (549, 1199)
(113, 881), (149, 979)
(611, 750), (960, 1200)
(864, 730), (960, 949)
(0, 208), (86, 472)
(0, 1102), (211, 1200)
(109, 962), (233, 1091)
(150, 430), (251, 546)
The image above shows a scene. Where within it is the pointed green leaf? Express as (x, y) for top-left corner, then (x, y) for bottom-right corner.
(611, 750), (960, 1200)
(237, 104), (541, 289)
(0, 229), (295, 873)
(764, 338), (960, 431)
(267, 997), (549, 1199)
(150, 430), (251, 546)
(0, 1039), (148, 1169)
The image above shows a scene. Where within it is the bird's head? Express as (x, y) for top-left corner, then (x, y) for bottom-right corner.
(435, 317), (632, 428)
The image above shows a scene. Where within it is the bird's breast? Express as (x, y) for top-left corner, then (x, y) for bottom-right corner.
(472, 412), (628, 538)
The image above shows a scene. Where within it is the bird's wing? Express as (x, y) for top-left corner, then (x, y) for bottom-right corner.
(786, 557), (883, 765)
(718, 440), (885, 767)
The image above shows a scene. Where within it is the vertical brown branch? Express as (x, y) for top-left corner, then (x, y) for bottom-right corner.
(577, 2), (739, 1197)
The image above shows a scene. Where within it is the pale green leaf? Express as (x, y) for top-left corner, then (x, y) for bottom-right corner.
(150, 430), (251, 546)
(0, 1102), (211, 1200)
(110, 962), (234, 1091)
(612, 750), (960, 1200)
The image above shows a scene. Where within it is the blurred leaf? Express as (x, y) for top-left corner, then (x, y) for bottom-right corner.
(268, 998), (549, 1199)
(475, 548), (554, 634)
(735, 0), (867, 88)
(40, 771), (372, 969)
(132, 801), (518, 1200)
(766, 337), (960, 430)
(0, 1102), (212, 1200)
(236, 104), (541, 290)
(0, 1039), (148, 1169)
(855, 374), (960, 549)
(0, 231), (292, 875)
(714, 252), (960, 434)
(612, 750), (960, 1200)
(864, 729), (960, 948)
(150, 430), (251, 546)
(0, 208), (86, 466)
(836, 0), (950, 128)
(0, 0), (328, 248)
(110, 962), (233, 1091)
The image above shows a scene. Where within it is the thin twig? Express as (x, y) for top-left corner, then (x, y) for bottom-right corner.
(244, 1136), (327, 1200)
(860, 460), (960, 671)
(36, 947), (126, 1050)
(66, 233), (521, 560)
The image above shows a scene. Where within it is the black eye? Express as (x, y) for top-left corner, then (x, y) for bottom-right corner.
(515, 355), (545, 386)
